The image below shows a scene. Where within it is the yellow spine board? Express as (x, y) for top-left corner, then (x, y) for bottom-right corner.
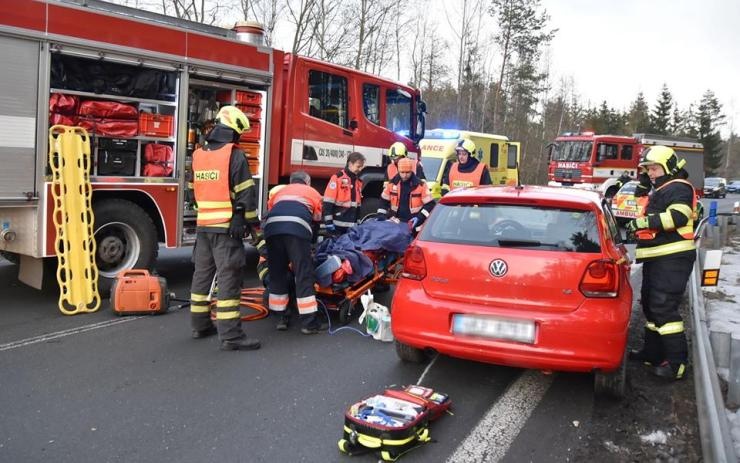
(48, 125), (101, 315)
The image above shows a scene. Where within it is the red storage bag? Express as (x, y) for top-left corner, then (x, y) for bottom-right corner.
(144, 143), (173, 163)
(49, 113), (79, 126)
(49, 93), (79, 114)
(79, 100), (138, 120)
(95, 119), (138, 137)
(142, 163), (173, 177)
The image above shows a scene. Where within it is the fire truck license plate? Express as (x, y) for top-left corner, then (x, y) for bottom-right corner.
(452, 315), (535, 343)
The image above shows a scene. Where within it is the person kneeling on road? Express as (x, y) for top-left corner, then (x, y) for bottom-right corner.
(189, 105), (261, 351)
(377, 158), (435, 234)
(263, 171), (327, 334)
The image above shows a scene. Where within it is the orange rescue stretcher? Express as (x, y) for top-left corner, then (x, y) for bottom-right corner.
(315, 251), (404, 325)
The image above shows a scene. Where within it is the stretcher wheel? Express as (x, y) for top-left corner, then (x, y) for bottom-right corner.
(337, 438), (351, 453)
(338, 299), (354, 325)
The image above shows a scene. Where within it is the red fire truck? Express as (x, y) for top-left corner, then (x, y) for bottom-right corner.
(0, 0), (426, 290)
(546, 132), (704, 198)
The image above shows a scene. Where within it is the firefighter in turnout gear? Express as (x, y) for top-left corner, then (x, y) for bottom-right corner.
(626, 145), (696, 380)
(385, 141), (425, 184)
(378, 158), (435, 234)
(264, 171), (326, 334)
(322, 152), (366, 234)
(440, 138), (492, 195)
(190, 105), (261, 351)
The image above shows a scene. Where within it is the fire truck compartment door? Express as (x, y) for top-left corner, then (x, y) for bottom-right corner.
(0, 36), (38, 200)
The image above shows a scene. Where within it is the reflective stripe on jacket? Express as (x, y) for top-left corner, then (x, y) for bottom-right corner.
(193, 144), (232, 226)
(264, 183), (323, 240)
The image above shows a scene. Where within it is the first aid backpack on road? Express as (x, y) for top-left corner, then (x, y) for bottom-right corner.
(338, 385), (451, 461)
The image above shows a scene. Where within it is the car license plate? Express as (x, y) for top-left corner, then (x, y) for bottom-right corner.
(452, 314), (535, 344)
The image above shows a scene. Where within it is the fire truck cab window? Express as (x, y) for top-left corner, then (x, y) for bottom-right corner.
(621, 145), (633, 160)
(363, 84), (380, 125)
(386, 89), (412, 136)
(597, 143), (618, 161)
(308, 70), (348, 128)
(550, 141), (592, 162)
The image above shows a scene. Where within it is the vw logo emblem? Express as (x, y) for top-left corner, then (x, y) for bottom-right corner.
(489, 259), (508, 277)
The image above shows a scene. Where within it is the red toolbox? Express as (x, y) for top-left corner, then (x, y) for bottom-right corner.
(239, 120), (261, 143)
(235, 90), (261, 105)
(237, 103), (262, 121)
(110, 269), (169, 315)
(139, 112), (174, 138)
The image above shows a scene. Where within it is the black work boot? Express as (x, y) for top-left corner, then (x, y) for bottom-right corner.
(652, 360), (687, 380)
(300, 322), (329, 335)
(628, 328), (663, 366)
(276, 314), (290, 331)
(220, 336), (261, 351)
(192, 325), (218, 339)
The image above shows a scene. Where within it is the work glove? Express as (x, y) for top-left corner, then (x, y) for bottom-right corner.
(407, 217), (419, 231)
(625, 216), (649, 234)
(634, 172), (651, 197)
(229, 210), (248, 240)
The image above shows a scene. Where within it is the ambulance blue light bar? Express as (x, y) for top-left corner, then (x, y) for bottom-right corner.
(425, 129), (460, 139)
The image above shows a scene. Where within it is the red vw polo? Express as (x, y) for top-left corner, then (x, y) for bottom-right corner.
(391, 185), (633, 397)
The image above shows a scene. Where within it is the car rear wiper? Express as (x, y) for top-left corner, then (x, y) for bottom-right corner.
(497, 239), (558, 247)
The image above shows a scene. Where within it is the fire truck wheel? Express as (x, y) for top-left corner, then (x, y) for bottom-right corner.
(93, 199), (158, 295)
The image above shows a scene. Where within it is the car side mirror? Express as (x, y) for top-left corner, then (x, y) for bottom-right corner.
(349, 119), (358, 130)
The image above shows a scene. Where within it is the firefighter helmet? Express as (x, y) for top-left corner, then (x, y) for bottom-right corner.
(456, 138), (476, 157)
(388, 142), (408, 160)
(216, 105), (250, 135)
(639, 145), (680, 176)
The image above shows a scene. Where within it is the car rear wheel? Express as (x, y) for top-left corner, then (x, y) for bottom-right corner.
(395, 340), (428, 363)
(594, 349), (627, 399)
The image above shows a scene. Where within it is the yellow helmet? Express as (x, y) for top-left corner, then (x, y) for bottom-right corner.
(456, 138), (476, 157)
(388, 142), (408, 160)
(216, 105), (250, 135)
(639, 145), (680, 176)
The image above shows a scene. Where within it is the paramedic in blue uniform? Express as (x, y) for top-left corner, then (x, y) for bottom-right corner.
(189, 105), (261, 351)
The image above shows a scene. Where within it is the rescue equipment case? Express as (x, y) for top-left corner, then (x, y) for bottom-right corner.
(338, 385), (451, 461)
(110, 269), (169, 315)
(97, 138), (137, 176)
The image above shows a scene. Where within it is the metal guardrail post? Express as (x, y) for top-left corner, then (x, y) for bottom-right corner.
(690, 234), (736, 462)
(729, 334), (740, 408)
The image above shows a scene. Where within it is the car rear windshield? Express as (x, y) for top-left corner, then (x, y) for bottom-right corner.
(419, 203), (602, 252)
(618, 181), (637, 195)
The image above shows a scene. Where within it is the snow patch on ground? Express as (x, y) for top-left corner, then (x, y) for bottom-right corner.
(704, 237), (740, 459)
(640, 430), (669, 445)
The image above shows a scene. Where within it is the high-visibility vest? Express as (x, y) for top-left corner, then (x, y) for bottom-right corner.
(387, 159), (419, 180)
(192, 144), (233, 226)
(384, 180), (432, 215)
(449, 162), (486, 189)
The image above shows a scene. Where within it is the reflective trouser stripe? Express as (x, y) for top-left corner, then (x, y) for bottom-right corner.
(190, 304), (210, 314)
(657, 321), (685, 336)
(216, 299), (240, 308)
(646, 322), (659, 332)
(190, 292), (211, 313)
(636, 240), (695, 260)
(191, 293), (209, 302)
(269, 293), (289, 312)
(296, 295), (317, 315)
(216, 310), (241, 320)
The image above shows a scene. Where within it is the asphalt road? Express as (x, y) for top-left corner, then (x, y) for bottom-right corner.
(0, 236), (670, 463)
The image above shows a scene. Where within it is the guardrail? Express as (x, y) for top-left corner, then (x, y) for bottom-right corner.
(691, 215), (736, 462)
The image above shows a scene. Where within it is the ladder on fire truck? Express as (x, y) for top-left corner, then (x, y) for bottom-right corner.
(48, 125), (101, 315)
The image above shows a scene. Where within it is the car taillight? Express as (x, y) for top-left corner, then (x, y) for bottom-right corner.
(579, 259), (619, 298)
(401, 245), (427, 280)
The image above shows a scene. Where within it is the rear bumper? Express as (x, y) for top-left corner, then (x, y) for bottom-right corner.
(391, 282), (631, 373)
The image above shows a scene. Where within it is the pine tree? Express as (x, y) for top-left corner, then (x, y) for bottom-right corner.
(669, 107), (683, 136)
(696, 90), (725, 175)
(650, 84), (673, 135)
(627, 92), (650, 134)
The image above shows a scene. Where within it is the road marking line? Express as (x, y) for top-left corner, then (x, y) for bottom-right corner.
(446, 369), (554, 463)
(0, 317), (143, 352)
(416, 353), (439, 385)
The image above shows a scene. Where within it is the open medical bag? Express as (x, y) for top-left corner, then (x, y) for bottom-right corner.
(338, 385), (451, 461)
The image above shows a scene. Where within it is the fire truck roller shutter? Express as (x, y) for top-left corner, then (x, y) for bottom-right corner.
(92, 199), (158, 296)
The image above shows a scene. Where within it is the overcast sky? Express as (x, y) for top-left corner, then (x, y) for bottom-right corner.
(543, 0), (739, 127)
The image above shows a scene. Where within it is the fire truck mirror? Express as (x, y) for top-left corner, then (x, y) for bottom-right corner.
(349, 119), (358, 130)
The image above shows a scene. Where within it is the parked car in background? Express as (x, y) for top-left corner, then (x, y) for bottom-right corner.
(727, 180), (740, 194)
(704, 177), (727, 198)
(391, 186), (633, 398)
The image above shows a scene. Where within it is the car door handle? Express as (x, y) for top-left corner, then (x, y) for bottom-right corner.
(342, 129), (353, 136)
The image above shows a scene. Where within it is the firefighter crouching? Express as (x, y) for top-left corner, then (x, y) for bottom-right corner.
(440, 138), (492, 195)
(263, 171), (326, 334)
(626, 145), (697, 380)
(322, 152), (366, 235)
(190, 105), (261, 351)
(385, 142), (426, 185)
(377, 158), (435, 234)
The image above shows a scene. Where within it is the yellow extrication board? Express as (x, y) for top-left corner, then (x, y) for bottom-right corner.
(48, 126), (101, 315)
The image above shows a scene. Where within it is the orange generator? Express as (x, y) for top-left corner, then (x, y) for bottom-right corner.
(110, 270), (169, 315)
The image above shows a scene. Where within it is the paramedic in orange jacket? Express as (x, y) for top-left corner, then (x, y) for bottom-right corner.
(322, 152), (366, 234)
(190, 106), (261, 351)
(440, 138), (492, 195)
(378, 158), (435, 234)
(263, 171), (326, 334)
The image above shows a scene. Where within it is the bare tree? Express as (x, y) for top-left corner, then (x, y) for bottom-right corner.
(286, 0), (318, 55)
